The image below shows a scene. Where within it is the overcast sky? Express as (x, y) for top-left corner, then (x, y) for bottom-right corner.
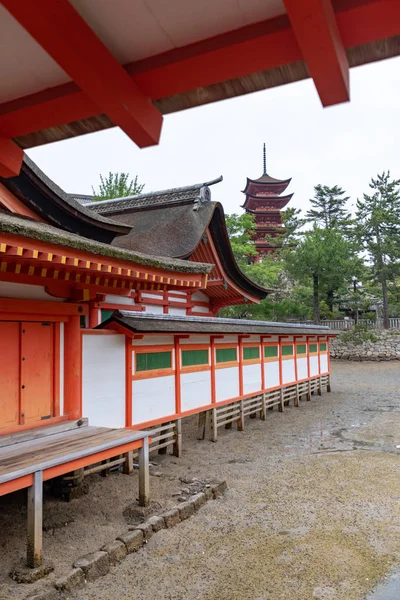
(28, 56), (399, 218)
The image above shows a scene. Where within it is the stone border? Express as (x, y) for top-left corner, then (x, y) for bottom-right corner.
(25, 480), (227, 600)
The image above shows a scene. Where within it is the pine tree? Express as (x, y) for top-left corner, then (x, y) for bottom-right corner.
(92, 172), (144, 201)
(355, 172), (400, 328)
(306, 184), (351, 229)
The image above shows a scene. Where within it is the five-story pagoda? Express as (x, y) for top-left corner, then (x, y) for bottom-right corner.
(242, 144), (293, 260)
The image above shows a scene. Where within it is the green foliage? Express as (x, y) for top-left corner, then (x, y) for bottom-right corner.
(340, 324), (377, 345)
(92, 172), (145, 201)
(225, 212), (257, 266)
(306, 184), (351, 229)
(355, 172), (400, 327)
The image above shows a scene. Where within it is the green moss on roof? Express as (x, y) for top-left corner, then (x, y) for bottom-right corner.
(0, 211), (213, 275)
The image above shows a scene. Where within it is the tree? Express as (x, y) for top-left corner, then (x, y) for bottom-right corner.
(92, 172), (144, 201)
(306, 184), (351, 230)
(225, 213), (257, 267)
(284, 225), (359, 323)
(355, 171), (400, 328)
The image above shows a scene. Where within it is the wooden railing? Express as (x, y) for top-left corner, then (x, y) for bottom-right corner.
(319, 318), (400, 330)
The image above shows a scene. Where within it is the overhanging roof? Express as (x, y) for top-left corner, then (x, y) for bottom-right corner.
(0, 0), (397, 176)
(99, 311), (332, 336)
(86, 180), (269, 302)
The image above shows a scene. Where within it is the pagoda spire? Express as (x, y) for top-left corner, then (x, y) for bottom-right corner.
(263, 143), (267, 175)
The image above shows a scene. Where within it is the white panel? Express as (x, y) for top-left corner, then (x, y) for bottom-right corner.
(180, 336), (210, 345)
(243, 363), (262, 394)
(168, 307), (187, 316)
(216, 367), (239, 402)
(0, 281), (64, 301)
(133, 336), (175, 346)
(215, 336), (238, 344)
(282, 359), (295, 384)
(192, 306), (211, 313)
(320, 354), (328, 373)
(244, 336), (260, 344)
(297, 357), (308, 380)
(169, 295), (187, 303)
(59, 323), (64, 415)
(310, 356), (319, 376)
(143, 304), (163, 314)
(132, 376), (175, 425)
(105, 294), (136, 306)
(181, 371), (211, 412)
(264, 361), (280, 389)
(191, 291), (209, 302)
(82, 334), (126, 428)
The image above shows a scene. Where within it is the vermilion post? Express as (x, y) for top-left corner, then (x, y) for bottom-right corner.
(63, 315), (81, 419)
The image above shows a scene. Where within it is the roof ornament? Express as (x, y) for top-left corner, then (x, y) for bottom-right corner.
(263, 143), (267, 175)
(193, 185), (211, 210)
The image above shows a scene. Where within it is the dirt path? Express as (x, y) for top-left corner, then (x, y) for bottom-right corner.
(1, 361), (399, 599)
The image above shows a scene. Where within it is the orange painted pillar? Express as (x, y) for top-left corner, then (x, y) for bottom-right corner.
(63, 315), (81, 420)
(89, 304), (99, 328)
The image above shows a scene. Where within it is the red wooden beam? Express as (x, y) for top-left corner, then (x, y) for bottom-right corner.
(0, 0), (397, 140)
(283, 0), (349, 106)
(1, 0), (162, 148)
(0, 138), (23, 177)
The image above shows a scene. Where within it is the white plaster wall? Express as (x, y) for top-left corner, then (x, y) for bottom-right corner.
(132, 336), (175, 347)
(282, 359), (296, 384)
(142, 304), (163, 314)
(132, 375), (175, 425)
(168, 307), (187, 316)
(310, 356), (319, 376)
(180, 336), (210, 346)
(215, 336), (238, 344)
(191, 291), (209, 302)
(169, 295), (187, 303)
(297, 357), (308, 380)
(0, 281), (64, 301)
(105, 294), (136, 306)
(192, 306), (210, 313)
(243, 363), (262, 394)
(244, 336), (261, 344)
(180, 371), (211, 411)
(59, 323), (64, 415)
(216, 367), (239, 402)
(264, 361), (280, 389)
(82, 334), (126, 428)
(320, 354), (328, 373)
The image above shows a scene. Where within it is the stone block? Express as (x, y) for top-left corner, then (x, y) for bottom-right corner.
(25, 588), (58, 600)
(101, 540), (127, 566)
(117, 529), (144, 554)
(190, 492), (207, 509)
(132, 521), (153, 541)
(146, 515), (165, 532)
(162, 508), (181, 528)
(54, 567), (85, 592)
(73, 551), (109, 582)
(178, 501), (195, 521)
(11, 562), (54, 584)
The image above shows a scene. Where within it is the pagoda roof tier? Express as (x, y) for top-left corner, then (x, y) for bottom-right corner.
(242, 193), (293, 210)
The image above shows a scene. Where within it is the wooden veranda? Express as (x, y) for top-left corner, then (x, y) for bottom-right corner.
(0, 419), (150, 568)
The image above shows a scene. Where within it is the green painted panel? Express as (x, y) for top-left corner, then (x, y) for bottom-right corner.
(136, 351), (171, 372)
(282, 345), (293, 357)
(80, 315), (86, 328)
(296, 344), (307, 355)
(101, 310), (113, 322)
(264, 345), (278, 358)
(182, 349), (209, 367)
(243, 346), (260, 360)
(216, 348), (237, 363)
(310, 343), (318, 353)
(320, 343), (327, 351)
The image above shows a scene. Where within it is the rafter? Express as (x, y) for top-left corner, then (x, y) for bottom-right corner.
(283, 0), (349, 106)
(1, 0), (163, 148)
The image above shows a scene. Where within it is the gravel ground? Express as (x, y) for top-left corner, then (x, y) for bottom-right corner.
(1, 361), (399, 600)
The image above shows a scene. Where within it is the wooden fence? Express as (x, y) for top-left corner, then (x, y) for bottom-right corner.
(319, 318), (400, 330)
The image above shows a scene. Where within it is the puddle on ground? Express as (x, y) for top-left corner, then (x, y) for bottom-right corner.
(365, 569), (400, 600)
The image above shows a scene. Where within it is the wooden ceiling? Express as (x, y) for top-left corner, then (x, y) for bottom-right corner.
(0, 0), (398, 177)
